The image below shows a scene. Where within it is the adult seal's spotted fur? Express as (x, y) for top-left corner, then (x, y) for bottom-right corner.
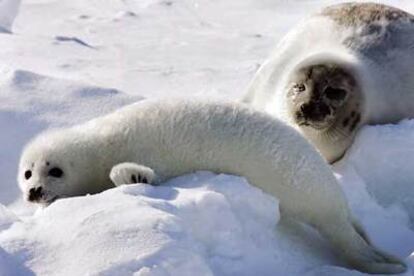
(243, 2), (414, 163)
(19, 99), (405, 274)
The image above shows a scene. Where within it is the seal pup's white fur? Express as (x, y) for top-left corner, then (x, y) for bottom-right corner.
(18, 99), (405, 274)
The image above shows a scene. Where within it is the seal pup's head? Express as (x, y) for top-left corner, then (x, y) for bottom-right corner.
(18, 129), (106, 205)
(285, 54), (364, 135)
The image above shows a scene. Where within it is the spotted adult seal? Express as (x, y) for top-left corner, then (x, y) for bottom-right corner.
(244, 2), (414, 163)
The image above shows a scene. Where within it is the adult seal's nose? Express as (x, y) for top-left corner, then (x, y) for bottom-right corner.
(300, 103), (312, 115)
(28, 187), (43, 201)
(300, 102), (330, 121)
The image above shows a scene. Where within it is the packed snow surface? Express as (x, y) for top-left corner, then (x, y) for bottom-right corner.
(2, 0), (414, 275)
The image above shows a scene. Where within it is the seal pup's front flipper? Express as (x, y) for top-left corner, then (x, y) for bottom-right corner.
(110, 162), (156, 186)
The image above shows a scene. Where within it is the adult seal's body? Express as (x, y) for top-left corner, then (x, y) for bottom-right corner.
(18, 99), (404, 274)
(243, 2), (414, 163)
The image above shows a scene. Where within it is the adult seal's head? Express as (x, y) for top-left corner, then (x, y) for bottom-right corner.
(286, 57), (362, 129)
(284, 55), (365, 162)
(243, 2), (414, 163)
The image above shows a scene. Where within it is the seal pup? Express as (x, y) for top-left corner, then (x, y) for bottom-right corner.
(243, 2), (414, 163)
(18, 99), (405, 274)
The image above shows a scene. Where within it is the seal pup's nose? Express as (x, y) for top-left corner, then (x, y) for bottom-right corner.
(28, 187), (43, 201)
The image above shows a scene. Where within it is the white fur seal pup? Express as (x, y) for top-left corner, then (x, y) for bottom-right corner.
(18, 99), (405, 274)
(243, 2), (414, 163)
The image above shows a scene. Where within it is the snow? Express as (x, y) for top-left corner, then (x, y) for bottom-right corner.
(0, 0), (21, 33)
(0, 172), (356, 276)
(1, 0), (414, 275)
(0, 174), (278, 275)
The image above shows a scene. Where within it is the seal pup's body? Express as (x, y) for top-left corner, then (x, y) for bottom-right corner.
(18, 99), (405, 274)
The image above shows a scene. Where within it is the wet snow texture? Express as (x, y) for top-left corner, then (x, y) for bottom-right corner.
(2, 0), (414, 275)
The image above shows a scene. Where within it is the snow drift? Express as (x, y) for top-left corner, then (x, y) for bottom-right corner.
(0, 172), (378, 276)
(0, 0), (21, 33)
(0, 173), (285, 275)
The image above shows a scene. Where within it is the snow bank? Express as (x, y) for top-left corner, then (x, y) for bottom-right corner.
(337, 121), (414, 224)
(0, 0), (21, 33)
(0, 173), (277, 275)
(0, 204), (30, 275)
(0, 205), (18, 232)
(333, 121), (414, 260)
(0, 172), (369, 275)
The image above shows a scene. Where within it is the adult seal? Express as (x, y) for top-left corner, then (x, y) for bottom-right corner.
(18, 99), (405, 274)
(243, 2), (414, 163)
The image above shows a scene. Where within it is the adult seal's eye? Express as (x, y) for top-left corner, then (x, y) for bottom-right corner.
(24, 170), (32, 180)
(48, 167), (64, 178)
(293, 83), (306, 93)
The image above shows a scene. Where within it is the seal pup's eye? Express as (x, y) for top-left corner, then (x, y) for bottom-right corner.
(48, 167), (63, 178)
(324, 87), (347, 101)
(293, 83), (306, 93)
(24, 170), (32, 180)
